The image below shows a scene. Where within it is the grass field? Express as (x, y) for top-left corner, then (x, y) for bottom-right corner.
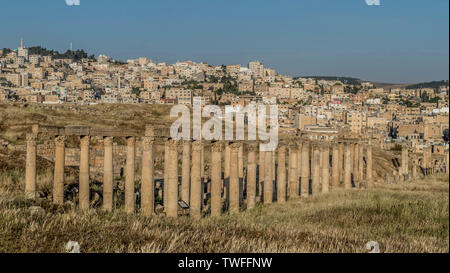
(0, 173), (448, 253)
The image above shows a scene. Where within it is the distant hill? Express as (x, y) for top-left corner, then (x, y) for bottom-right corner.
(1, 46), (95, 61)
(405, 80), (449, 90)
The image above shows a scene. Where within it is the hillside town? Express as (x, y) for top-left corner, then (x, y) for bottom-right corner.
(1, 41), (449, 155)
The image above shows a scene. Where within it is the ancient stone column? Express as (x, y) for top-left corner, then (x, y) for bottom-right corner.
(163, 141), (169, 206)
(224, 142), (231, 179)
(229, 143), (240, 213)
(344, 143), (352, 189)
(25, 134), (37, 200)
(200, 142), (205, 181)
(223, 143), (231, 202)
(446, 152), (449, 176)
(181, 140), (191, 204)
(103, 137), (114, 211)
(412, 159), (417, 179)
(258, 148), (265, 200)
(53, 136), (66, 205)
(338, 142), (344, 183)
(331, 144), (340, 188)
(277, 146), (287, 203)
(247, 144), (257, 209)
(311, 146), (321, 195)
(141, 136), (155, 216)
(297, 142), (303, 191)
(359, 144), (365, 187)
(321, 145), (330, 193)
(125, 137), (136, 214)
(211, 142), (223, 217)
(300, 142), (310, 197)
(367, 144), (373, 188)
(401, 147), (409, 177)
(238, 143), (244, 204)
(353, 143), (360, 187)
(288, 144), (298, 198)
(79, 136), (90, 211)
(264, 150), (273, 204)
(167, 140), (179, 218)
(190, 141), (203, 219)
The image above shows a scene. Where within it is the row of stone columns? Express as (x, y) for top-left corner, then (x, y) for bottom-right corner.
(25, 133), (380, 217)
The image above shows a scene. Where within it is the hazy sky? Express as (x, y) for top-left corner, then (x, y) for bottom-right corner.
(1, 0), (448, 83)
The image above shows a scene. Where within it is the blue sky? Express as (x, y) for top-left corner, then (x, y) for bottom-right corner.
(0, 0), (448, 83)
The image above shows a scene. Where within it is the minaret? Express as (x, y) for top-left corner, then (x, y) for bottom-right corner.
(20, 38), (23, 49)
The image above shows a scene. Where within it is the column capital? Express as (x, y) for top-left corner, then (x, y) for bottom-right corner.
(192, 140), (203, 151)
(230, 142), (241, 151)
(211, 141), (223, 153)
(55, 135), (66, 146)
(26, 133), (37, 143)
(168, 139), (179, 150)
(142, 136), (155, 147)
(80, 135), (90, 147)
(103, 136), (113, 146)
(127, 136), (136, 145)
(278, 145), (287, 153)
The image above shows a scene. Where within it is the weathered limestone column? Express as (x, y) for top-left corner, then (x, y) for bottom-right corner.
(401, 147), (409, 177)
(288, 144), (298, 198)
(300, 142), (310, 197)
(331, 144), (340, 188)
(224, 143), (231, 179)
(353, 143), (360, 187)
(211, 142), (223, 217)
(247, 144), (257, 209)
(229, 143), (240, 213)
(224, 143), (231, 203)
(167, 139), (179, 218)
(258, 148), (265, 200)
(190, 141), (202, 219)
(338, 142), (344, 183)
(297, 142), (303, 190)
(103, 137), (114, 211)
(359, 144), (364, 187)
(25, 134), (37, 200)
(367, 144), (373, 188)
(321, 145), (330, 193)
(446, 152), (449, 176)
(79, 136), (90, 211)
(53, 136), (66, 205)
(311, 146), (321, 195)
(164, 141), (169, 206)
(200, 142), (205, 181)
(181, 140), (191, 204)
(264, 150), (273, 204)
(412, 159), (417, 179)
(344, 143), (352, 189)
(238, 143), (244, 204)
(238, 144), (244, 179)
(141, 136), (155, 217)
(277, 146), (287, 203)
(125, 137), (136, 214)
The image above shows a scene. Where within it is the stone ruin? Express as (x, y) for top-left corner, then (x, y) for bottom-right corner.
(23, 124), (450, 218)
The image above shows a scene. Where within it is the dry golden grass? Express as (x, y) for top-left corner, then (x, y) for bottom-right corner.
(0, 173), (448, 253)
